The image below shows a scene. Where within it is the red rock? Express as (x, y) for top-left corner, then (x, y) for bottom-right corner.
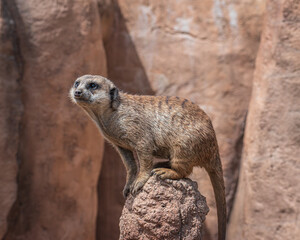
(227, 0), (300, 239)
(119, 176), (209, 240)
(3, 1), (106, 239)
(0, 2), (22, 238)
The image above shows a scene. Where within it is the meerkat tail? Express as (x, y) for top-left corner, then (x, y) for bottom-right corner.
(206, 156), (227, 240)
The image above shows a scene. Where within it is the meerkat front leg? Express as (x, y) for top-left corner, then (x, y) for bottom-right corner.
(115, 146), (138, 197)
(131, 151), (153, 195)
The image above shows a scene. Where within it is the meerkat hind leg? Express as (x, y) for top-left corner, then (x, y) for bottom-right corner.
(153, 161), (171, 169)
(151, 159), (193, 180)
(151, 168), (183, 179)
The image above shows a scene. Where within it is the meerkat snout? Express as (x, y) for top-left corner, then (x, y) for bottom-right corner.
(74, 90), (82, 98)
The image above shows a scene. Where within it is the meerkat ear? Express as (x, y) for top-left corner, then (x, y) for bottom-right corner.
(109, 87), (120, 110)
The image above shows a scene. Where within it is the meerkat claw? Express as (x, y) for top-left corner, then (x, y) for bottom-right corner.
(151, 168), (166, 177)
(131, 181), (144, 195)
(123, 185), (131, 198)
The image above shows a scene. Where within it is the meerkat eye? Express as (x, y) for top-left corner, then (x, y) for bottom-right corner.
(74, 81), (80, 88)
(88, 82), (99, 90)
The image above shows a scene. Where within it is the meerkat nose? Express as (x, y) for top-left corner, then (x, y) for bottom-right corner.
(74, 90), (82, 97)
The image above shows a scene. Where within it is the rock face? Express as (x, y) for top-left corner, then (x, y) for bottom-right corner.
(98, 0), (265, 239)
(119, 176), (209, 240)
(2, 1), (106, 240)
(227, 0), (300, 239)
(0, 2), (22, 238)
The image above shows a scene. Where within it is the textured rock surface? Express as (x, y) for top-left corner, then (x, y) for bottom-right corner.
(98, 0), (265, 239)
(227, 0), (300, 239)
(119, 176), (209, 240)
(3, 1), (106, 239)
(0, 2), (22, 238)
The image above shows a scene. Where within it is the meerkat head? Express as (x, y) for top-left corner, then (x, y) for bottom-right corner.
(69, 75), (120, 112)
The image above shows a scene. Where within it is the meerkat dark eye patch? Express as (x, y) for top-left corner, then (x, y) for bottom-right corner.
(74, 81), (80, 88)
(88, 82), (100, 90)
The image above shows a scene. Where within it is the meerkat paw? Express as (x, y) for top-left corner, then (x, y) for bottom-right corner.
(151, 168), (167, 176)
(123, 184), (131, 198)
(131, 177), (149, 196)
(151, 168), (181, 180)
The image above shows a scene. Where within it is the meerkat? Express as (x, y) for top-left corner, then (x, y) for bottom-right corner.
(69, 75), (227, 240)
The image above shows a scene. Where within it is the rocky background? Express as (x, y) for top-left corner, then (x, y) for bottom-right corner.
(0, 0), (299, 240)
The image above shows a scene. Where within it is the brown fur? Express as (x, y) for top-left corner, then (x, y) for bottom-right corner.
(69, 75), (227, 240)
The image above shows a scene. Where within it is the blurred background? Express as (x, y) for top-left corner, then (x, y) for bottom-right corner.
(0, 0), (299, 240)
